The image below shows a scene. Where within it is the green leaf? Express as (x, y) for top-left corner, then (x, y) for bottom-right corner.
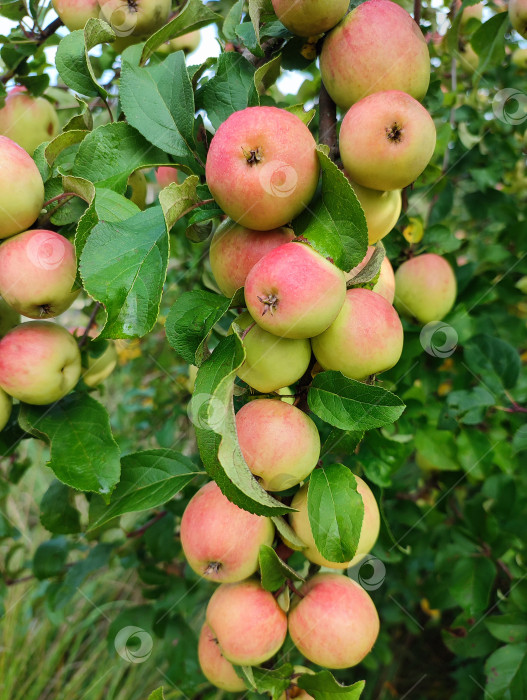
(53, 543), (114, 609)
(248, 0), (274, 45)
(486, 615), (527, 644)
(40, 481), (82, 534)
(471, 13), (509, 78)
(44, 129), (89, 167)
(165, 290), (231, 366)
(63, 98), (93, 131)
(347, 241), (385, 287)
(254, 54), (281, 95)
(322, 428), (364, 456)
(485, 643), (527, 699)
(148, 689), (165, 700)
(298, 671), (365, 699)
(307, 465), (363, 563)
(80, 206), (168, 339)
(308, 371), (405, 432)
(19, 394), (120, 499)
(448, 557), (496, 615)
(223, 0), (244, 41)
(88, 449), (200, 530)
(512, 425), (527, 454)
(33, 538), (68, 580)
(285, 103), (316, 125)
(293, 148), (368, 271)
(159, 175), (200, 229)
(272, 515), (306, 550)
(240, 664), (294, 700)
(464, 334), (521, 394)
(259, 544), (305, 592)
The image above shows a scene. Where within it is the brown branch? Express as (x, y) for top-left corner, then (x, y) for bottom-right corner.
(319, 82), (339, 163)
(287, 579), (304, 599)
(78, 302), (103, 348)
(127, 511), (168, 538)
(1, 17), (63, 85)
(413, 0), (422, 26)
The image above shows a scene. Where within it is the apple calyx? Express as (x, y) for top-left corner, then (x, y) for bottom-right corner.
(40, 303), (53, 316)
(204, 561), (222, 576)
(128, 0), (138, 12)
(256, 293), (279, 316)
(386, 122), (403, 143)
(242, 146), (263, 166)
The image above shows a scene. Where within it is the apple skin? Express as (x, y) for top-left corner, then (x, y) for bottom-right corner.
(0, 89), (59, 156)
(155, 166), (178, 188)
(206, 579), (288, 665)
(289, 475), (381, 569)
(198, 622), (245, 692)
(127, 170), (147, 209)
(180, 481), (274, 583)
(347, 246), (396, 304)
(458, 41), (479, 73)
(0, 136), (45, 240)
(320, 0), (430, 110)
(288, 573), (380, 669)
(0, 387), (12, 431)
(271, 0), (349, 37)
(99, 0), (171, 38)
(394, 253), (457, 324)
(245, 243), (346, 339)
(347, 179), (402, 245)
(509, 0), (527, 38)
(233, 312), (312, 393)
(156, 30), (201, 54)
(0, 229), (80, 319)
(0, 322), (81, 405)
(210, 219), (295, 297)
(0, 297), (20, 337)
(311, 288), (404, 380)
(512, 47), (527, 69)
(458, 1), (483, 29)
(51, 0), (99, 30)
(236, 399), (320, 492)
(340, 90), (436, 192)
(206, 107), (320, 231)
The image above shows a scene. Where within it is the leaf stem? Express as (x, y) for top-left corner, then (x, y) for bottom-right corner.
(127, 510), (168, 538)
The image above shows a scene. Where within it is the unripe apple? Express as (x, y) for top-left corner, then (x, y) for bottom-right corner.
(271, 0), (348, 37)
(156, 30), (201, 53)
(394, 253), (457, 324)
(206, 107), (319, 231)
(198, 622), (245, 692)
(127, 170), (147, 209)
(0, 229), (80, 319)
(458, 41), (479, 73)
(347, 246), (396, 304)
(155, 166), (178, 188)
(71, 328), (118, 387)
(340, 90), (436, 191)
(236, 399), (320, 491)
(288, 573), (380, 668)
(245, 243), (346, 339)
(180, 481), (274, 583)
(0, 387), (12, 431)
(0, 297), (20, 337)
(206, 579), (288, 665)
(209, 219), (295, 297)
(509, 0), (527, 38)
(457, 1), (483, 29)
(289, 475), (380, 569)
(0, 136), (45, 240)
(99, 0), (171, 38)
(232, 312), (312, 393)
(311, 288), (404, 380)
(320, 0), (430, 110)
(0, 88), (59, 155)
(347, 180), (402, 245)
(51, 0), (99, 30)
(512, 47), (527, 69)
(0, 322), (81, 404)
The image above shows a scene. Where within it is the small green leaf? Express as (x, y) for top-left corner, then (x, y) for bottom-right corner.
(240, 663), (294, 700)
(486, 615), (527, 644)
(272, 515), (306, 550)
(45, 129), (88, 167)
(485, 643), (527, 699)
(464, 334), (521, 394)
(40, 481), (82, 534)
(449, 557), (496, 615)
(33, 538), (69, 580)
(254, 54), (281, 95)
(159, 175), (200, 229)
(259, 544), (305, 592)
(471, 12), (509, 78)
(298, 671), (365, 699)
(285, 104), (316, 125)
(223, 0), (244, 41)
(148, 689), (165, 700)
(347, 241), (385, 287)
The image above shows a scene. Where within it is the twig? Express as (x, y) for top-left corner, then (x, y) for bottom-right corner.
(38, 192), (77, 227)
(78, 302), (103, 348)
(4, 573), (35, 586)
(240, 321), (256, 340)
(1, 17), (63, 85)
(413, 0), (422, 26)
(319, 82), (339, 163)
(286, 579), (304, 599)
(127, 511), (168, 538)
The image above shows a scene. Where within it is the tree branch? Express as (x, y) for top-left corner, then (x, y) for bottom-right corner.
(127, 511), (168, 538)
(78, 302), (103, 348)
(319, 82), (339, 163)
(413, 0), (422, 26)
(1, 17), (63, 85)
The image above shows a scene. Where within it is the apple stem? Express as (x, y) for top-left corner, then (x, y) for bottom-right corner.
(240, 321), (256, 340)
(287, 580), (305, 599)
(78, 302), (103, 348)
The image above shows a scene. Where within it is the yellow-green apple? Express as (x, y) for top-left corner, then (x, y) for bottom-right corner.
(156, 30), (201, 53)
(340, 90), (436, 191)
(127, 170), (147, 209)
(98, 0), (171, 39)
(198, 623), (245, 692)
(232, 312), (312, 393)
(180, 481), (274, 583)
(0, 136), (45, 239)
(512, 47), (527, 69)
(347, 246), (396, 304)
(289, 475), (380, 568)
(209, 219), (294, 297)
(0, 387), (12, 431)
(205, 107), (319, 231)
(244, 243), (346, 339)
(155, 166), (178, 188)
(394, 253), (457, 323)
(509, 0), (527, 37)
(206, 579), (287, 665)
(51, 0), (99, 30)
(458, 41), (479, 73)
(0, 229), (80, 319)
(0, 88), (59, 155)
(311, 288), (404, 380)
(288, 573), (380, 668)
(279, 667), (314, 700)
(0, 322), (81, 404)
(236, 399), (320, 491)
(457, 0), (483, 29)
(71, 328), (118, 387)
(271, 0), (348, 37)
(0, 297), (20, 337)
(347, 179), (402, 244)
(320, 0), (430, 109)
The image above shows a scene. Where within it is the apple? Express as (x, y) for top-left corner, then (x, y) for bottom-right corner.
(127, 170), (147, 209)
(98, 0), (171, 39)
(458, 41), (479, 73)
(156, 30), (201, 54)
(394, 253), (457, 324)
(311, 288), (404, 380)
(0, 88), (59, 156)
(233, 311), (312, 393)
(0, 136), (45, 240)
(245, 243), (346, 339)
(206, 579), (288, 665)
(347, 179), (402, 245)
(0, 322), (81, 405)
(339, 90), (436, 191)
(512, 47), (527, 69)
(271, 0), (349, 37)
(288, 573), (380, 668)
(0, 387), (12, 431)
(235, 399), (320, 491)
(52, 0), (99, 30)
(0, 229), (80, 319)
(198, 622), (245, 692)
(458, 1), (483, 29)
(0, 297), (20, 337)
(319, 0), (430, 110)
(155, 166), (178, 188)
(209, 219), (295, 297)
(205, 107), (320, 231)
(180, 481), (274, 583)
(347, 246), (396, 304)
(71, 328), (118, 387)
(289, 475), (380, 569)
(509, 0), (527, 37)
